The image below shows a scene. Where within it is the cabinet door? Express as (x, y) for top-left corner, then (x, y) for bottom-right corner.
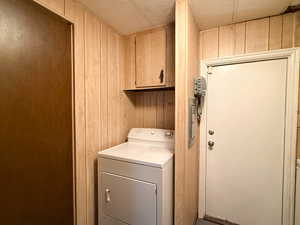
(101, 172), (157, 225)
(136, 29), (166, 87)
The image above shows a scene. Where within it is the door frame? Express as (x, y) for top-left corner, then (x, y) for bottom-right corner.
(31, 1), (80, 225)
(198, 48), (300, 225)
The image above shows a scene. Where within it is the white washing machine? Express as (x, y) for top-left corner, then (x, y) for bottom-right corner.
(98, 128), (174, 225)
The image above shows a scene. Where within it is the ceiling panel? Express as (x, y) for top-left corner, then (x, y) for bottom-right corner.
(234, 0), (292, 22)
(79, 0), (297, 34)
(190, 0), (235, 30)
(291, 0), (300, 5)
(130, 0), (175, 26)
(190, 0), (295, 30)
(78, 0), (175, 35)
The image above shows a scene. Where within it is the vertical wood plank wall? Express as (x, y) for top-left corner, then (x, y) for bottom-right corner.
(70, 7), (131, 225)
(32, 1), (175, 225)
(175, 1), (200, 225)
(134, 90), (175, 129)
(186, 6), (200, 225)
(199, 12), (300, 159)
(67, 3), (130, 225)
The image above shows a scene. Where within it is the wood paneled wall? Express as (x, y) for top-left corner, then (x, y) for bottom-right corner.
(68, 6), (134, 225)
(67, 3), (131, 225)
(199, 13), (300, 59)
(175, 0), (200, 225)
(186, 6), (200, 225)
(32, 1), (175, 225)
(199, 12), (300, 159)
(134, 90), (175, 129)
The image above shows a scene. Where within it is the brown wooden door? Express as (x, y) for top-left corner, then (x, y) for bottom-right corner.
(0, 1), (74, 225)
(136, 29), (166, 87)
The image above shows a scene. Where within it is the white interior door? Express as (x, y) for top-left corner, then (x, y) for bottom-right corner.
(205, 59), (288, 225)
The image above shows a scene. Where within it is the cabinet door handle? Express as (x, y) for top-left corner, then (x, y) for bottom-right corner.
(159, 70), (164, 83)
(105, 189), (111, 203)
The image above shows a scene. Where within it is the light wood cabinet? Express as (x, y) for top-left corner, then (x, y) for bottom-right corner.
(125, 24), (175, 90)
(136, 28), (166, 87)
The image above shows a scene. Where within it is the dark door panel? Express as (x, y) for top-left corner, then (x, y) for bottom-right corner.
(0, 0), (74, 225)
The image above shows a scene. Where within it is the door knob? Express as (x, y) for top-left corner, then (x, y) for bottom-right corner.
(208, 140), (215, 148)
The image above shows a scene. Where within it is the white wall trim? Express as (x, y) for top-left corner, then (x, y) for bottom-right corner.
(198, 48), (300, 225)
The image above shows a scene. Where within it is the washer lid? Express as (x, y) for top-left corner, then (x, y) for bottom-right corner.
(98, 142), (174, 168)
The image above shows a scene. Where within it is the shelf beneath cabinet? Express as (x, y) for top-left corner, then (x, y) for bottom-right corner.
(124, 86), (175, 92)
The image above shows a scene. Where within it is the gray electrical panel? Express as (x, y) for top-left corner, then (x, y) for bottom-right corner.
(188, 97), (197, 148)
(189, 76), (207, 148)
